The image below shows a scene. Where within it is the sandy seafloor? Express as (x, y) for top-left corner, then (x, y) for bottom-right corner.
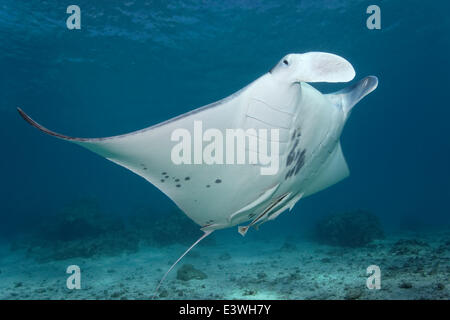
(0, 230), (448, 300)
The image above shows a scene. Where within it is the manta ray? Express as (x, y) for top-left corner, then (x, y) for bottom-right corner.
(18, 52), (378, 295)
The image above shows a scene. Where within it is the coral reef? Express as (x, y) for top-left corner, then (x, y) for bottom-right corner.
(1, 229), (449, 300)
(390, 239), (430, 255)
(38, 198), (112, 242)
(176, 264), (207, 281)
(3, 201), (448, 300)
(10, 198), (216, 262)
(10, 198), (138, 262)
(218, 252), (231, 261)
(344, 287), (363, 300)
(126, 207), (215, 246)
(280, 240), (297, 252)
(314, 210), (384, 247)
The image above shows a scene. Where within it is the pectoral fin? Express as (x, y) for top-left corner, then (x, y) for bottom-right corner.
(304, 143), (349, 196)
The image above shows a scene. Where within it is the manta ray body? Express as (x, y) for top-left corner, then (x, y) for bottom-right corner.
(18, 52), (378, 294)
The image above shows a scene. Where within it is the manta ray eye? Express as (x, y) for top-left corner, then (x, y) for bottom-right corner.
(283, 59), (289, 66)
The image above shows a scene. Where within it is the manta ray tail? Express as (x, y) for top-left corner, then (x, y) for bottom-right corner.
(152, 230), (213, 299)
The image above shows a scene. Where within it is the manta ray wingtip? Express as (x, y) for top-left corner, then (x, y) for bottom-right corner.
(17, 107), (28, 122)
(16, 107), (90, 142)
(17, 107), (50, 135)
(17, 107), (56, 137)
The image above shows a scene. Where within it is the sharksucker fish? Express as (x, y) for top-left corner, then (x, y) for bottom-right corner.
(17, 52), (378, 296)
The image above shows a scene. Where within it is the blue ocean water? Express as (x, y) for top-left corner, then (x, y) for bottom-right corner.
(0, 0), (449, 299)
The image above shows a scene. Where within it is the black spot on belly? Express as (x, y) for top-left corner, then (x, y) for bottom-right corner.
(291, 130), (296, 140)
(285, 168), (294, 180)
(160, 179), (165, 182)
(165, 175), (169, 179)
(162, 172), (167, 175)
(206, 185), (210, 188)
(286, 152), (294, 166)
(175, 179), (180, 182)
(215, 179), (222, 184)
(293, 149), (306, 175)
(176, 184), (181, 188)
(285, 148), (307, 180)
(143, 167), (147, 170)
(185, 177), (190, 181)
(298, 149), (306, 163)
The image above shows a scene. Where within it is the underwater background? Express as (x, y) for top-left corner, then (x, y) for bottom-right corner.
(0, 0), (449, 299)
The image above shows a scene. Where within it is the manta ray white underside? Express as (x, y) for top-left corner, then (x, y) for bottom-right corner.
(18, 52), (378, 295)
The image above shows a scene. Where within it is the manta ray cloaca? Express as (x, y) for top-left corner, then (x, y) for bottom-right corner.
(18, 52), (378, 295)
